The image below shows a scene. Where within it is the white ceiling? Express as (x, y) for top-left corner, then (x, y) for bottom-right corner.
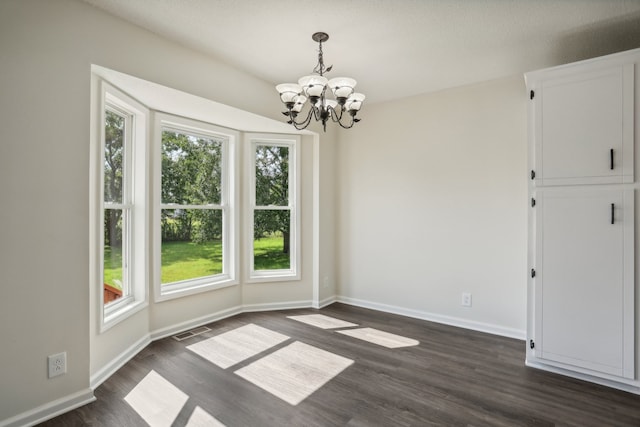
(82, 0), (640, 104)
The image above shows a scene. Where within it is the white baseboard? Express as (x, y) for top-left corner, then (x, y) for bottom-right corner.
(150, 305), (243, 341)
(336, 295), (526, 340)
(0, 388), (95, 427)
(90, 334), (151, 390)
(317, 295), (337, 309)
(242, 300), (312, 312)
(525, 358), (640, 395)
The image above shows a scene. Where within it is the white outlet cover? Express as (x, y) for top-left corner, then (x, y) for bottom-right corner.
(48, 352), (67, 378)
(462, 293), (472, 307)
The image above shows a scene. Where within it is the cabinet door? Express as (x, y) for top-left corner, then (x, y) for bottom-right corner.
(533, 189), (634, 379)
(531, 64), (634, 186)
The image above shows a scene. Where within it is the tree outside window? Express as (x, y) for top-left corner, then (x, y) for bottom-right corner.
(249, 137), (299, 281)
(253, 145), (291, 270)
(160, 129), (225, 285)
(103, 108), (128, 304)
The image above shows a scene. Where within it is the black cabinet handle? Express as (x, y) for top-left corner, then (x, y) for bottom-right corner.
(610, 149), (614, 170)
(611, 203), (615, 225)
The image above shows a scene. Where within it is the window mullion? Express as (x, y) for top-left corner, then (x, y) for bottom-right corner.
(104, 202), (130, 209)
(160, 204), (223, 210)
(253, 205), (291, 211)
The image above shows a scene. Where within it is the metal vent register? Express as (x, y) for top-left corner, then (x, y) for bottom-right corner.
(172, 326), (211, 341)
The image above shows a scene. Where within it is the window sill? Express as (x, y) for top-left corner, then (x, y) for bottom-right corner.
(247, 270), (300, 284)
(155, 276), (238, 302)
(101, 299), (148, 333)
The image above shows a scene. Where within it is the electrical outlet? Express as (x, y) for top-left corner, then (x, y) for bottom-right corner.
(461, 292), (472, 307)
(48, 352), (67, 378)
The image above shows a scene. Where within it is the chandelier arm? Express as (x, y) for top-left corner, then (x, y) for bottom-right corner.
(326, 104), (354, 129)
(336, 116), (356, 129)
(336, 108), (356, 129)
(328, 105), (344, 123)
(289, 107), (315, 130)
(311, 104), (323, 122)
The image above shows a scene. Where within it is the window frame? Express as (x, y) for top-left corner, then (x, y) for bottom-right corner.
(103, 104), (133, 308)
(246, 134), (301, 282)
(153, 113), (239, 302)
(96, 82), (149, 332)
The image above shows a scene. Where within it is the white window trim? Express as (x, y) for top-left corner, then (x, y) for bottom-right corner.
(153, 113), (239, 302)
(245, 133), (301, 283)
(95, 81), (149, 332)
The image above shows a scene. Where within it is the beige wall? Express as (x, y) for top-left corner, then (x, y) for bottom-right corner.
(336, 76), (528, 336)
(318, 126), (339, 304)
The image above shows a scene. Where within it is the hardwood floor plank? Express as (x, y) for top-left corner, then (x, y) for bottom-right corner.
(39, 303), (640, 426)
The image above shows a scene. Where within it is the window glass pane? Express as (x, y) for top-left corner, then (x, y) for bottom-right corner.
(253, 210), (291, 270)
(161, 209), (223, 284)
(104, 208), (124, 304)
(104, 110), (124, 203)
(162, 130), (222, 205)
(255, 145), (289, 206)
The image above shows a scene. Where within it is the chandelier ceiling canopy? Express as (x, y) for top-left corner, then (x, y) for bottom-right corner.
(276, 32), (365, 132)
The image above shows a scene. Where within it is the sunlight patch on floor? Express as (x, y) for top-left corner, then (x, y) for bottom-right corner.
(337, 327), (420, 348)
(287, 314), (358, 329)
(185, 406), (227, 427)
(187, 323), (289, 369)
(124, 370), (188, 427)
(235, 341), (354, 405)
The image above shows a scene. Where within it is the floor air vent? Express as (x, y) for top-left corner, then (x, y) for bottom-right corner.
(172, 326), (211, 341)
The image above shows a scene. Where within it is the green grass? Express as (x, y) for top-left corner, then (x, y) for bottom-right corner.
(103, 245), (123, 289)
(161, 240), (223, 283)
(103, 236), (290, 288)
(253, 236), (291, 270)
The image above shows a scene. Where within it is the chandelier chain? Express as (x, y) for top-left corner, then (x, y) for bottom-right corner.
(314, 41), (324, 75)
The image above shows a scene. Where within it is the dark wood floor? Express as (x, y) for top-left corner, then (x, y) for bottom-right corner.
(41, 303), (640, 426)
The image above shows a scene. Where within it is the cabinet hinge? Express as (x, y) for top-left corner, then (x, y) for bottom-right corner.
(530, 170), (535, 180)
(530, 90), (535, 100)
(531, 198), (536, 207)
(530, 339), (535, 349)
(531, 268), (536, 278)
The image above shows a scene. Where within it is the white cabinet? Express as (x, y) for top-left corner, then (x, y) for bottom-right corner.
(529, 63), (634, 186)
(533, 188), (634, 379)
(526, 48), (639, 390)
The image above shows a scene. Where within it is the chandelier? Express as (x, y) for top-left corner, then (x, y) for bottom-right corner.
(276, 32), (365, 132)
